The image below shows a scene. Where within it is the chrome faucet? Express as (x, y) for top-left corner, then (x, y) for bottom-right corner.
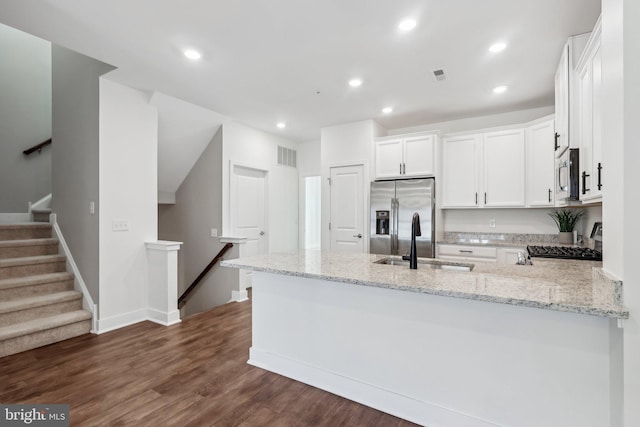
(402, 212), (421, 269)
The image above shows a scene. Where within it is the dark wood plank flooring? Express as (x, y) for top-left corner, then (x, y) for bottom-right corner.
(0, 294), (419, 426)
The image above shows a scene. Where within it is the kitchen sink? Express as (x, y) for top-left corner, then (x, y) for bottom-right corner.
(374, 257), (474, 271)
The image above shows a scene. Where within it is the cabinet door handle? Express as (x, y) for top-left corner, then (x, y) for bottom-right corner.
(548, 188), (552, 203)
(554, 132), (560, 151)
(582, 171), (590, 195)
(597, 163), (602, 190)
(403, 163), (406, 175)
(459, 250), (473, 254)
(484, 192), (487, 204)
(399, 163), (402, 175)
(475, 192), (478, 205)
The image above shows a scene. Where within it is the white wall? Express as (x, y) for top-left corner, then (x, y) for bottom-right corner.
(222, 121), (299, 253)
(388, 106), (555, 136)
(297, 140), (321, 248)
(0, 24), (51, 213)
(601, 0), (640, 425)
(98, 78), (158, 328)
(320, 120), (386, 251)
(51, 45), (114, 304)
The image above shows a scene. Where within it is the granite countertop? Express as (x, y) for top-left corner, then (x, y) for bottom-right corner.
(221, 251), (627, 319)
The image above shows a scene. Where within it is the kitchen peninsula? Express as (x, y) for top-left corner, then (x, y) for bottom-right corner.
(222, 251), (626, 427)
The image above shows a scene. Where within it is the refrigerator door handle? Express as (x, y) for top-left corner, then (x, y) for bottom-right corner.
(392, 197), (398, 253)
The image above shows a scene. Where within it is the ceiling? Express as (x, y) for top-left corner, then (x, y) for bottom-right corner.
(0, 0), (600, 142)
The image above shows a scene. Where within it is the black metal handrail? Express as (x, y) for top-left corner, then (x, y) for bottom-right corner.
(23, 139), (52, 155)
(178, 242), (233, 309)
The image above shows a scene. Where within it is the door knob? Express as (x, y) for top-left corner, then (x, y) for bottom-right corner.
(259, 231), (265, 236)
(353, 233), (363, 238)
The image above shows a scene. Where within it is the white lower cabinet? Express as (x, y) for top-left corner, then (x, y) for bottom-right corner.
(438, 244), (497, 262)
(438, 244), (527, 265)
(497, 247), (528, 264)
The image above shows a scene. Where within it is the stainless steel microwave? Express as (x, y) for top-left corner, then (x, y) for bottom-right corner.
(556, 148), (580, 200)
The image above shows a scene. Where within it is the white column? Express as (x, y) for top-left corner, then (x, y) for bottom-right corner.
(146, 240), (183, 326)
(219, 236), (248, 302)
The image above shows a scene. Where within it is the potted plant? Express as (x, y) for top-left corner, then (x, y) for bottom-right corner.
(548, 209), (585, 244)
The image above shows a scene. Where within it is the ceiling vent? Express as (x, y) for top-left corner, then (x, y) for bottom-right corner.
(277, 145), (297, 168)
(433, 69), (446, 81)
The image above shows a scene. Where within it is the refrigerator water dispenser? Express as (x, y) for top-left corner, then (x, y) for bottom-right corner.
(376, 211), (390, 235)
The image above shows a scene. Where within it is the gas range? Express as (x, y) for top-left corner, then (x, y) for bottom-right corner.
(526, 245), (602, 261)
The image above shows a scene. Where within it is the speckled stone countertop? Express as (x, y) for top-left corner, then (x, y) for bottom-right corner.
(439, 232), (598, 249)
(221, 251), (627, 319)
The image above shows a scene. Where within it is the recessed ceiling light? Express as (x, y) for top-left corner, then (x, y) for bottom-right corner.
(349, 78), (363, 87)
(382, 107), (393, 114)
(184, 49), (202, 60)
(489, 42), (507, 53)
(276, 122), (286, 129)
(398, 18), (417, 31)
(493, 85), (508, 94)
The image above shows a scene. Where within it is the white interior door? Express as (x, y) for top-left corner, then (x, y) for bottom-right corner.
(230, 164), (267, 288)
(330, 165), (364, 253)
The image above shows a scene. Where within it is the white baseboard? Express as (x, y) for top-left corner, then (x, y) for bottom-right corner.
(248, 348), (504, 427)
(51, 218), (99, 333)
(147, 308), (181, 326)
(0, 213), (29, 223)
(96, 309), (148, 334)
(231, 289), (249, 302)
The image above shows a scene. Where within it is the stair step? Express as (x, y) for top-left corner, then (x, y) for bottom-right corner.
(0, 310), (91, 358)
(0, 272), (74, 301)
(0, 223), (52, 241)
(0, 238), (59, 259)
(31, 208), (51, 223)
(0, 290), (82, 327)
(0, 255), (66, 280)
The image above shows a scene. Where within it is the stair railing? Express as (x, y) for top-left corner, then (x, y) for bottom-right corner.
(177, 242), (234, 309)
(23, 139), (52, 155)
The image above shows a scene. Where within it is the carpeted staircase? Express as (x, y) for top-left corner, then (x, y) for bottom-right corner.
(0, 223), (91, 357)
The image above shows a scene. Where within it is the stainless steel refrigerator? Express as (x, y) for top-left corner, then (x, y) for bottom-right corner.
(370, 178), (435, 258)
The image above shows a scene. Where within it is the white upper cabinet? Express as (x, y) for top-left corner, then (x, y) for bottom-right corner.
(374, 138), (404, 179)
(554, 44), (569, 157)
(442, 134), (481, 208)
(576, 17), (602, 203)
(374, 133), (435, 180)
(483, 129), (526, 207)
(554, 32), (590, 159)
(526, 119), (555, 207)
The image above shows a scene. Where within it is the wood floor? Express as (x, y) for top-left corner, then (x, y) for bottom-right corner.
(0, 294), (419, 426)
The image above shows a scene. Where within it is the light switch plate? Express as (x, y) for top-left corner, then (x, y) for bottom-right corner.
(112, 220), (129, 232)
(211, 228), (218, 237)
(489, 219), (496, 228)
(89, 202), (95, 215)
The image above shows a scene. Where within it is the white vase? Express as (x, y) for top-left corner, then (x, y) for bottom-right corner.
(558, 232), (573, 244)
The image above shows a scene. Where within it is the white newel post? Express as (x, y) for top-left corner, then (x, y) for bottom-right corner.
(219, 237), (248, 302)
(146, 240), (183, 326)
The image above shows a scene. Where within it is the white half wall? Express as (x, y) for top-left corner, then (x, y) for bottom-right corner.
(98, 78), (158, 328)
(222, 121), (299, 253)
(0, 24), (52, 213)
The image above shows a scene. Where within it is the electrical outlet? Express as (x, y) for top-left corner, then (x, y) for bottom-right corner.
(489, 219), (496, 228)
(112, 219), (129, 232)
(211, 228), (218, 237)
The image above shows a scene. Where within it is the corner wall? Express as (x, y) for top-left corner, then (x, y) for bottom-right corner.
(320, 120), (385, 251)
(51, 45), (114, 304)
(0, 24), (51, 212)
(98, 78), (158, 329)
(222, 121), (299, 253)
